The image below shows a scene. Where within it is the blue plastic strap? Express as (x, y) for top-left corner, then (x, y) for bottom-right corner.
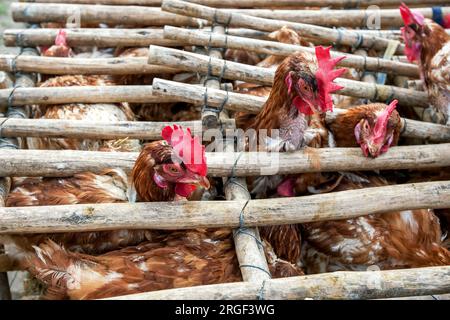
(432, 7), (444, 27)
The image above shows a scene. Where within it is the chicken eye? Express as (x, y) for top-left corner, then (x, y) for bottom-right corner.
(163, 164), (181, 175)
(364, 121), (370, 130)
(169, 166), (179, 173)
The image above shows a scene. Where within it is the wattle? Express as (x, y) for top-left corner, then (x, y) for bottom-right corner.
(175, 183), (197, 198)
(293, 96), (313, 115)
(277, 178), (295, 197)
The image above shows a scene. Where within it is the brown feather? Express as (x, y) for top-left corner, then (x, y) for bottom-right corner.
(302, 173), (450, 273)
(27, 229), (241, 300)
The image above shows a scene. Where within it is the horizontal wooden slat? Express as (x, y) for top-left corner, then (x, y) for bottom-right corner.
(163, 26), (419, 77)
(148, 46), (429, 107)
(12, 2), (448, 30)
(3, 28), (189, 48)
(1, 181), (449, 234)
(11, 3), (205, 27)
(102, 266), (450, 300)
(17, 0), (450, 9)
(151, 78), (450, 143)
(162, 0), (405, 54)
(0, 144), (449, 177)
(0, 55), (178, 75)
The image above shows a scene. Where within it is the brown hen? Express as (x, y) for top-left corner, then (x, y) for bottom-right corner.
(301, 173), (450, 273)
(400, 4), (450, 124)
(19, 126), (242, 299)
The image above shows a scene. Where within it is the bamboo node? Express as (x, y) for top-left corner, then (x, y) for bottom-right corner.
(400, 117), (408, 135)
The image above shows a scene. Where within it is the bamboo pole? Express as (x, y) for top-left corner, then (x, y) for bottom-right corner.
(103, 266), (450, 300)
(201, 24), (227, 129)
(0, 179), (12, 300)
(148, 46), (428, 107)
(152, 78), (450, 143)
(161, 0), (405, 54)
(0, 55), (178, 75)
(18, 0), (450, 9)
(6, 26), (446, 47)
(0, 129), (12, 301)
(164, 26), (419, 78)
(224, 135), (271, 283)
(229, 28), (450, 41)
(222, 8), (450, 29)
(2, 27), (276, 47)
(0, 111), (448, 143)
(0, 144), (449, 178)
(152, 78), (264, 114)
(0, 118), (235, 140)
(0, 86), (178, 107)
(0, 83), (262, 113)
(12, 1), (450, 29)
(9, 27), (448, 48)
(3, 28), (191, 48)
(11, 3), (205, 27)
(0, 180), (449, 234)
(0, 72), (14, 114)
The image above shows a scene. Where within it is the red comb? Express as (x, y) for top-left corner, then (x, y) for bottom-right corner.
(400, 3), (425, 26)
(315, 46), (347, 113)
(373, 100), (398, 144)
(161, 124), (207, 176)
(444, 14), (450, 28)
(55, 29), (68, 46)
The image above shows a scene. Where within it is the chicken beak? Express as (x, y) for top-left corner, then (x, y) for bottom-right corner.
(367, 142), (381, 158)
(177, 174), (211, 190)
(198, 175), (211, 190)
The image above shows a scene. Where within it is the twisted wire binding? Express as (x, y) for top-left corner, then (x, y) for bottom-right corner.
(15, 29), (27, 48)
(352, 31), (364, 50)
(257, 279), (268, 300)
(385, 86), (396, 104)
(7, 85), (23, 110)
(226, 153), (272, 279)
(0, 138), (19, 150)
(334, 27), (345, 47)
